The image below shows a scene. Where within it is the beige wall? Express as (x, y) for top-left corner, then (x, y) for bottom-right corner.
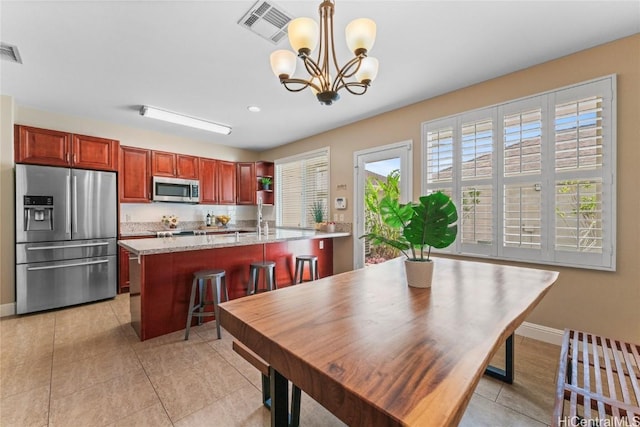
(262, 34), (640, 343)
(0, 96), (16, 313)
(0, 105), (258, 309)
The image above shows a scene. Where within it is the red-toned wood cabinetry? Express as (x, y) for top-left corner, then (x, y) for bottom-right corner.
(151, 150), (199, 179)
(200, 158), (236, 205)
(119, 146), (151, 203)
(256, 161), (274, 206)
(15, 125), (119, 171)
(236, 162), (256, 205)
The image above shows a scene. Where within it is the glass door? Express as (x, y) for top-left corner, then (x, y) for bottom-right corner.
(353, 141), (412, 269)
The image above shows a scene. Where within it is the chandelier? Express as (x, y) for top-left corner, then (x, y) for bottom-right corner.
(269, 0), (379, 106)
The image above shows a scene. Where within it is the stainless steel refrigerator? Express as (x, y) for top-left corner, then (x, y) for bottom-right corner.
(15, 164), (117, 314)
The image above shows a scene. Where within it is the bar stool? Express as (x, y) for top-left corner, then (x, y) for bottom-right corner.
(293, 255), (319, 284)
(247, 261), (277, 295)
(185, 269), (228, 340)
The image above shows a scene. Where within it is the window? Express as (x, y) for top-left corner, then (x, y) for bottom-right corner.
(422, 76), (616, 270)
(276, 148), (329, 228)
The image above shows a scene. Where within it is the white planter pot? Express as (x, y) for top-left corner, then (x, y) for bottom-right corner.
(404, 259), (434, 288)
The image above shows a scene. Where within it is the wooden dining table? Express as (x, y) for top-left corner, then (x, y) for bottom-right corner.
(219, 257), (559, 426)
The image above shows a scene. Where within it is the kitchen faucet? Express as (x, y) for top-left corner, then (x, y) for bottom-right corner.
(257, 196), (263, 234)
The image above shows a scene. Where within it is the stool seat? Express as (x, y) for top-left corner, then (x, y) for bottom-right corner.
(185, 269), (228, 340)
(247, 261), (277, 295)
(294, 255), (319, 284)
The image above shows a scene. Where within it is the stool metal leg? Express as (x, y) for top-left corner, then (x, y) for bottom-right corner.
(310, 259), (317, 281)
(222, 276), (229, 302)
(197, 278), (205, 326)
(248, 267), (257, 295)
(213, 276), (222, 339)
(271, 266), (277, 290)
(185, 277), (199, 340)
(293, 260), (301, 285)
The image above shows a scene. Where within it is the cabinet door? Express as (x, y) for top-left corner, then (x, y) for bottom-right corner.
(119, 146), (151, 203)
(72, 134), (119, 171)
(199, 158), (218, 204)
(236, 162), (256, 205)
(14, 125), (71, 166)
(176, 154), (199, 179)
(218, 161), (237, 205)
(151, 151), (176, 177)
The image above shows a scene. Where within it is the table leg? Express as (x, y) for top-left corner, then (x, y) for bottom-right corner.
(270, 366), (289, 427)
(484, 333), (514, 384)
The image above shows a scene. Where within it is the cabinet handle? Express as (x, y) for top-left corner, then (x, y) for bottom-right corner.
(73, 154), (77, 164)
(66, 152), (69, 163)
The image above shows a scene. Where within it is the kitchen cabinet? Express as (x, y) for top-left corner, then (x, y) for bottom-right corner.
(256, 161), (274, 206)
(236, 162), (256, 205)
(119, 146), (151, 203)
(199, 158), (236, 205)
(14, 125), (119, 171)
(151, 150), (199, 179)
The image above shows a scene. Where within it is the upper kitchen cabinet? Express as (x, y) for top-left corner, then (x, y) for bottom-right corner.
(236, 162), (256, 205)
(119, 146), (151, 203)
(14, 125), (119, 171)
(200, 158), (237, 205)
(151, 150), (199, 179)
(71, 134), (119, 171)
(256, 161), (274, 206)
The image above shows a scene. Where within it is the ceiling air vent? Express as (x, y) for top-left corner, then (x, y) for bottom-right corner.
(238, 1), (292, 45)
(1, 42), (22, 64)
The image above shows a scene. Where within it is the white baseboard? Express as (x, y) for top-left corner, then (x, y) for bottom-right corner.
(516, 321), (564, 346)
(0, 302), (16, 317)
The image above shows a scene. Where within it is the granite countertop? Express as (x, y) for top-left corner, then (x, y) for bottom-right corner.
(119, 226), (252, 238)
(118, 228), (351, 255)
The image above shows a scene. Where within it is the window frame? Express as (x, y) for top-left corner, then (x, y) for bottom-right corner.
(421, 75), (616, 271)
(275, 147), (330, 229)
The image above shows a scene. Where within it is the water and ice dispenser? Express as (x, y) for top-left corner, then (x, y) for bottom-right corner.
(23, 196), (54, 231)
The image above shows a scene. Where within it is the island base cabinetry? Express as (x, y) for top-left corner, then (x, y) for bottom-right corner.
(129, 239), (333, 340)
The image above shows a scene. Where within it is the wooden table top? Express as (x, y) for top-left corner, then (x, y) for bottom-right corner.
(219, 257), (558, 426)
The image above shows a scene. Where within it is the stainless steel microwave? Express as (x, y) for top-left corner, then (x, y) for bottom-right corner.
(152, 176), (200, 203)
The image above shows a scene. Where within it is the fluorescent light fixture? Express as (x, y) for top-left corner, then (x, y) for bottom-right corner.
(140, 106), (231, 135)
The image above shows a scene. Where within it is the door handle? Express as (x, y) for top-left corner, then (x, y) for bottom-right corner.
(73, 175), (78, 233)
(27, 259), (109, 271)
(66, 175), (71, 234)
(27, 242), (109, 251)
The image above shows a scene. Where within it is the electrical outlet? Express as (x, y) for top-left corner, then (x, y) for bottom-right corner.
(334, 213), (338, 221)
(125, 214), (131, 222)
(339, 214), (344, 221)
(319, 240), (324, 249)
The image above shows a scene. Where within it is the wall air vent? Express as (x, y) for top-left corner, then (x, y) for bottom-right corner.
(238, 1), (292, 45)
(1, 42), (22, 64)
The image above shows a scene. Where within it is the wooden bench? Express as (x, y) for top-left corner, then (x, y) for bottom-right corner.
(552, 329), (640, 426)
(232, 340), (302, 427)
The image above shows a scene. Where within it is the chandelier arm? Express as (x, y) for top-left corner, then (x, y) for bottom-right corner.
(334, 81), (369, 96)
(300, 55), (323, 81)
(281, 78), (323, 94)
(331, 56), (364, 92)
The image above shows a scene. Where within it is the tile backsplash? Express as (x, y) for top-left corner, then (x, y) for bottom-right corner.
(120, 203), (274, 225)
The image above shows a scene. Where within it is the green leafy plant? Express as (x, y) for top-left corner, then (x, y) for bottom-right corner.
(361, 191), (458, 261)
(364, 170), (403, 260)
(309, 201), (325, 224)
(260, 177), (272, 186)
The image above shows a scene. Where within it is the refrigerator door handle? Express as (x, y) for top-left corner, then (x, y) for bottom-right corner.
(66, 175), (71, 234)
(73, 175), (78, 233)
(27, 259), (109, 271)
(27, 242), (109, 251)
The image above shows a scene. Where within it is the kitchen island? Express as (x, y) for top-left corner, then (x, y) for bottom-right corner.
(118, 228), (349, 340)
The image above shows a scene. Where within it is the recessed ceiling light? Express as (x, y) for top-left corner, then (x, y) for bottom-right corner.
(139, 106), (231, 135)
(247, 106), (261, 113)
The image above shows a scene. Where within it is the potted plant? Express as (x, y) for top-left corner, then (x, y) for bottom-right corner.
(361, 192), (458, 288)
(260, 177), (272, 191)
(309, 201), (325, 230)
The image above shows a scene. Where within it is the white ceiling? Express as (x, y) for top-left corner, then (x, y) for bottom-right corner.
(1, 1), (638, 151)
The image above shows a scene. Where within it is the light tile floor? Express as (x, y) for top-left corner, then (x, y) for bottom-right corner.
(0, 294), (560, 426)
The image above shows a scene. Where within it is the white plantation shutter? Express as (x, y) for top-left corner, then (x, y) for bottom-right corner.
(276, 148), (329, 228)
(422, 76), (616, 270)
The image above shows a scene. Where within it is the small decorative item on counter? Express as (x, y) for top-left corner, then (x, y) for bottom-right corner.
(324, 222), (336, 233)
(216, 215), (231, 226)
(206, 212), (212, 227)
(161, 215), (179, 229)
